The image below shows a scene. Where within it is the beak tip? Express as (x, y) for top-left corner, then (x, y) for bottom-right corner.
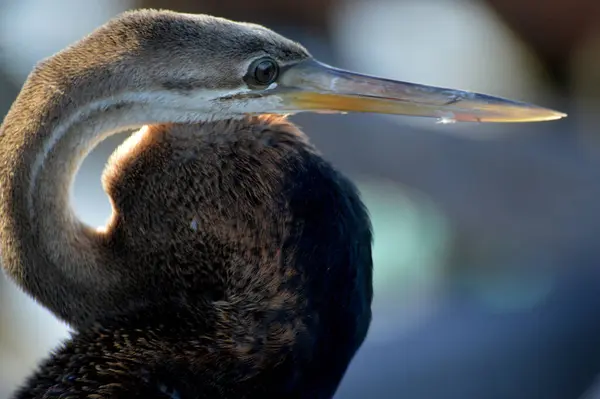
(539, 109), (568, 122)
(485, 105), (568, 123)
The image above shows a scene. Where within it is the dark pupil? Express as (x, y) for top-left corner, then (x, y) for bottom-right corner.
(255, 61), (276, 84)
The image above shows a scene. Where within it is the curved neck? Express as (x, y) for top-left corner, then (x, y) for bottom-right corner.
(0, 69), (203, 326)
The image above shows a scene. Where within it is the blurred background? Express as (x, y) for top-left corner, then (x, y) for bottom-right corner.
(1, 0), (600, 398)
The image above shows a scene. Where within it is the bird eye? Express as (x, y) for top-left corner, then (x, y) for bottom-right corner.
(246, 57), (279, 87)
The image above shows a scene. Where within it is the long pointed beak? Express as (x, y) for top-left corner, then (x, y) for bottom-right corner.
(274, 59), (566, 123)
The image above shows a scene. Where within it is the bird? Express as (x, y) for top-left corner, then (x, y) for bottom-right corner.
(0, 9), (565, 399)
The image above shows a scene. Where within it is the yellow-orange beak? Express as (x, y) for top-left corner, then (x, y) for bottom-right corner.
(271, 59), (566, 123)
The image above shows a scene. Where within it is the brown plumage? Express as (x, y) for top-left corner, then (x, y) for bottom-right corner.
(0, 10), (373, 394)
(0, 9), (313, 329)
(11, 115), (373, 398)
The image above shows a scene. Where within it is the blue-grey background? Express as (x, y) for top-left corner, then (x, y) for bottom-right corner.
(2, 0), (600, 398)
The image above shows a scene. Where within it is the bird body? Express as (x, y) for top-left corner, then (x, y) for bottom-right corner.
(7, 115), (374, 398)
(0, 9), (564, 398)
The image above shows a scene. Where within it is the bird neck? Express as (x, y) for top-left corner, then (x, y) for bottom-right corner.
(0, 62), (205, 327)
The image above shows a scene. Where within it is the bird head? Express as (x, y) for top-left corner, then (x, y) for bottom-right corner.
(109, 10), (566, 123)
